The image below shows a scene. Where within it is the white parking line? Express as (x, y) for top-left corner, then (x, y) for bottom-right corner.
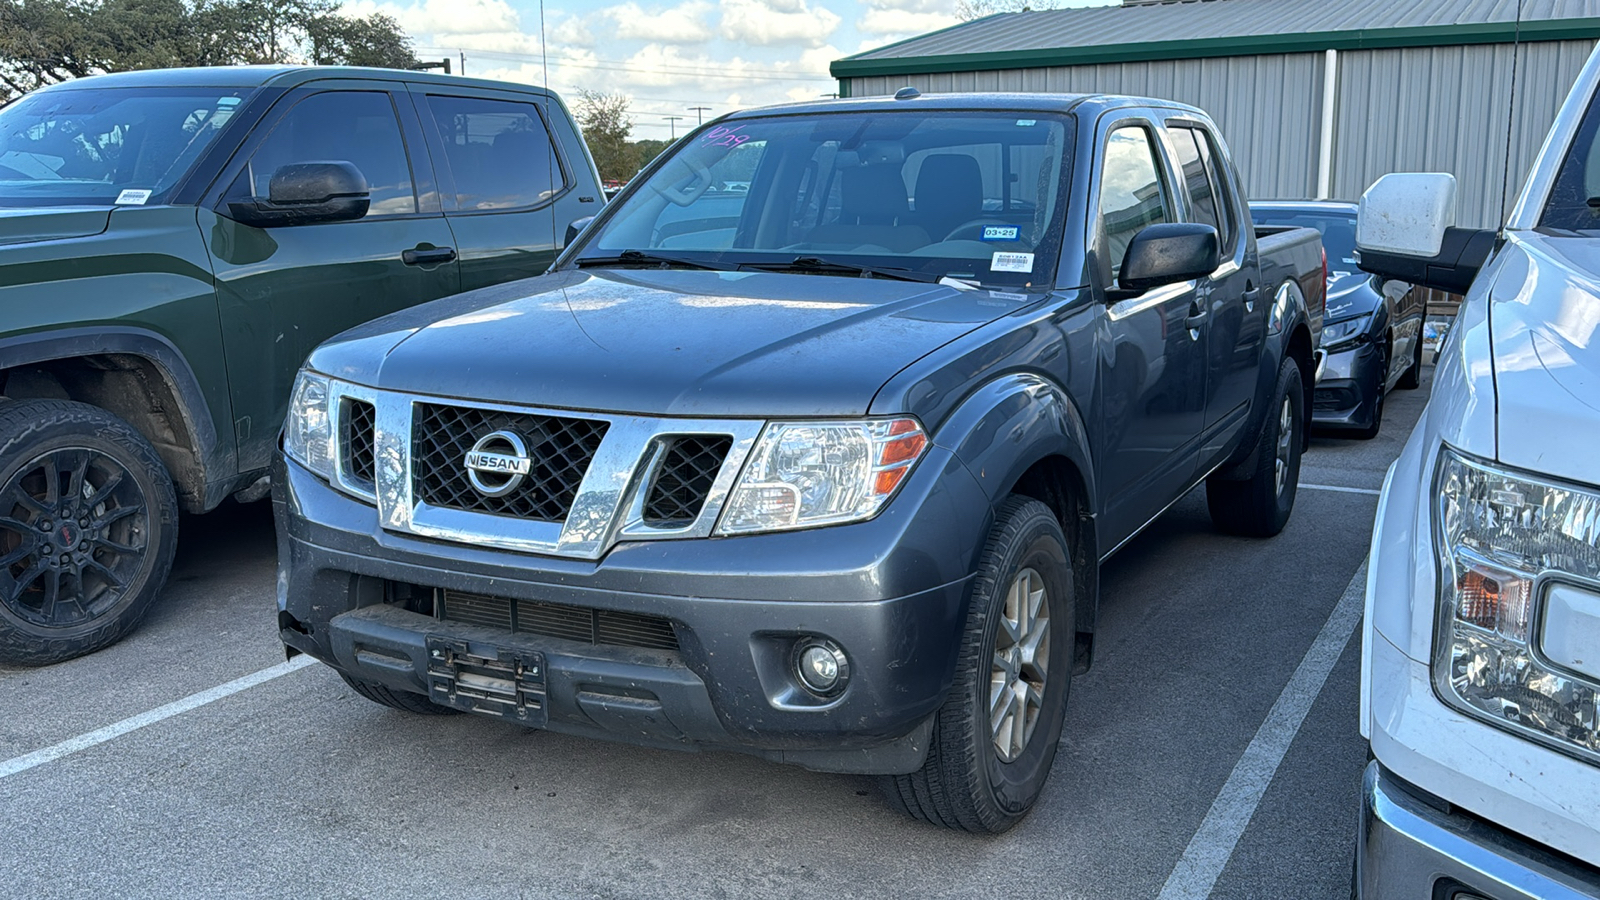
(1301, 482), (1382, 496)
(0, 655), (317, 781)
(1155, 558), (1367, 900)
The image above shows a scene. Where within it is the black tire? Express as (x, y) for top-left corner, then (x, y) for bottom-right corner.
(1395, 331), (1424, 390)
(1353, 338), (1389, 441)
(340, 672), (461, 715)
(1206, 358), (1304, 537)
(881, 496), (1074, 833)
(0, 400), (178, 666)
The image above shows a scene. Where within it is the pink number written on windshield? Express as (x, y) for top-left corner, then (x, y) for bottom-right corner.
(700, 126), (751, 148)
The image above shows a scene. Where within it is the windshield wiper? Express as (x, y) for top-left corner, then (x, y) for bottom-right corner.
(738, 256), (942, 284)
(574, 249), (729, 271)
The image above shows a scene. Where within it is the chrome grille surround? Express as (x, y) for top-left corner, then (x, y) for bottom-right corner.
(318, 382), (761, 560)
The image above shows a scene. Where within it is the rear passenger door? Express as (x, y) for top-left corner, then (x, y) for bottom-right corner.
(204, 84), (461, 472)
(411, 88), (592, 292)
(1165, 120), (1262, 464)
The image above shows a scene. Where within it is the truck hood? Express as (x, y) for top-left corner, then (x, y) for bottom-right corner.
(310, 268), (1034, 417)
(1490, 233), (1600, 486)
(1324, 271), (1381, 323)
(0, 206), (112, 246)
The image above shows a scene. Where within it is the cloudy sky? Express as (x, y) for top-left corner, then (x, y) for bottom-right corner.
(341, 0), (1114, 140)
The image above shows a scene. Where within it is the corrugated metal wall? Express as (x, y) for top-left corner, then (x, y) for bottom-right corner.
(846, 38), (1595, 228)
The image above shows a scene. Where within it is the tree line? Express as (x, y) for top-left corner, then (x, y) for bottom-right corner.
(0, 0), (417, 101)
(574, 89), (679, 185)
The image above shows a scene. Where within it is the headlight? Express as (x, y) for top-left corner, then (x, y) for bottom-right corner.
(283, 370), (335, 479)
(716, 418), (928, 535)
(1321, 315), (1369, 349)
(1434, 447), (1600, 763)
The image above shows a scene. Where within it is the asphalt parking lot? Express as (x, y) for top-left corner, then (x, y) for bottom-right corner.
(0, 368), (1430, 900)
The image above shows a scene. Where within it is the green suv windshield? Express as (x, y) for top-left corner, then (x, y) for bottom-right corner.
(576, 110), (1074, 288)
(0, 87), (249, 208)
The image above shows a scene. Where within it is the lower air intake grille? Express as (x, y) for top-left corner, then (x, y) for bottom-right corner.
(642, 435), (733, 528)
(438, 589), (680, 651)
(342, 399), (377, 486)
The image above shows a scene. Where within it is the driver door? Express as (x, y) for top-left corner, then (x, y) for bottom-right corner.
(1094, 121), (1208, 548)
(202, 85), (460, 472)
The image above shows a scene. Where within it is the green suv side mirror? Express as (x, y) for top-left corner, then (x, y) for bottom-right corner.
(227, 161), (371, 228)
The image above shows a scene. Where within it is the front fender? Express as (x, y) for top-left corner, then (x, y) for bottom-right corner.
(931, 372), (1096, 510)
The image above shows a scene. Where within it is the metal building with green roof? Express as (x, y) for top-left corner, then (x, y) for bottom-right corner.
(831, 0), (1600, 228)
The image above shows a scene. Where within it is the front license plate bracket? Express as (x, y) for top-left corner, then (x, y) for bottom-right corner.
(425, 635), (548, 725)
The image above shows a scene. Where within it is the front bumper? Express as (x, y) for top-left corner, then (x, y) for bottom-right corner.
(1312, 340), (1383, 430)
(1357, 761), (1600, 899)
(274, 448), (991, 774)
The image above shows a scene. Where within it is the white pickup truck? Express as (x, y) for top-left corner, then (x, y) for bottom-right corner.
(1352, 43), (1600, 899)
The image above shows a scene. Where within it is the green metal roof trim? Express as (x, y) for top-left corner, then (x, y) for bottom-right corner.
(831, 17), (1600, 79)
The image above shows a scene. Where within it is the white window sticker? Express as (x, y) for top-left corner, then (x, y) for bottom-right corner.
(991, 251), (1034, 273)
(115, 189), (151, 205)
(1017, 119), (1036, 126)
(981, 225), (1020, 242)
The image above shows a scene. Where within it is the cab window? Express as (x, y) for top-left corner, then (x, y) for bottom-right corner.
(1098, 126), (1171, 280)
(422, 95), (564, 211)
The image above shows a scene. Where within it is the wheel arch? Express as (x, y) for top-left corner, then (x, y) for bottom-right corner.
(0, 328), (235, 513)
(931, 373), (1100, 672)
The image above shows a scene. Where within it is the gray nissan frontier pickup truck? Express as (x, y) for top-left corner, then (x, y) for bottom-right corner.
(273, 92), (1324, 832)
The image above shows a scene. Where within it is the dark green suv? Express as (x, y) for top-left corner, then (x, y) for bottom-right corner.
(0, 66), (603, 665)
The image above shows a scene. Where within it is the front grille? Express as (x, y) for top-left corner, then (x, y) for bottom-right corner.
(412, 403), (608, 521)
(642, 436), (732, 528)
(438, 589), (680, 651)
(342, 399), (377, 486)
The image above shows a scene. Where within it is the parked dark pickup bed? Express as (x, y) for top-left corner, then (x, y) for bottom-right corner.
(275, 92), (1324, 832)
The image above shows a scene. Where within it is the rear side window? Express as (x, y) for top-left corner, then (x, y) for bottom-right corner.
(1169, 124), (1236, 253)
(423, 96), (563, 211)
(1099, 126), (1170, 279)
(230, 90), (416, 216)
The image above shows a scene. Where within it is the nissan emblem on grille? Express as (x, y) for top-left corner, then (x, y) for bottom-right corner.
(463, 430), (533, 497)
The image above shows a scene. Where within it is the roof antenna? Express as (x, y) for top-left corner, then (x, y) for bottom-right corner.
(1498, 0), (1523, 231)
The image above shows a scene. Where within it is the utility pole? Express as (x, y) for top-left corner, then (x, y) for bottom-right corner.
(688, 106), (711, 125)
(460, 51), (466, 76)
(662, 115), (684, 140)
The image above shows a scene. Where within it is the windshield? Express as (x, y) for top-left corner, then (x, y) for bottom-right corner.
(1250, 207), (1358, 275)
(575, 110), (1074, 288)
(0, 87), (249, 208)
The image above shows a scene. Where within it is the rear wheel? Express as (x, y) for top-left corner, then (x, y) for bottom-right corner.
(0, 400), (178, 666)
(881, 496), (1074, 833)
(1206, 358), (1304, 537)
(340, 672), (461, 715)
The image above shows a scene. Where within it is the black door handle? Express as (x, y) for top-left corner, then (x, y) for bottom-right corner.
(1185, 311), (1208, 329)
(402, 247), (457, 266)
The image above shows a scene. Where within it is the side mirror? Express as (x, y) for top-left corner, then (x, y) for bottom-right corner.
(1117, 222), (1219, 294)
(1357, 172), (1455, 257)
(226, 161), (370, 228)
(1357, 172), (1496, 294)
(565, 215), (596, 248)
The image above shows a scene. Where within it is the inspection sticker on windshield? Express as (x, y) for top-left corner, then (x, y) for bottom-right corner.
(114, 189), (151, 205)
(991, 251), (1034, 273)
(981, 225), (1020, 242)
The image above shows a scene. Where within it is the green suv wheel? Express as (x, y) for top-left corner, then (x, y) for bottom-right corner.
(0, 400), (178, 666)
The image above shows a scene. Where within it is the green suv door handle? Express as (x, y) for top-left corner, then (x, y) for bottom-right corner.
(402, 246), (458, 267)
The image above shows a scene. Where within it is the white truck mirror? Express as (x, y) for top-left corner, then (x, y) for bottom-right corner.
(1357, 173), (1457, 258)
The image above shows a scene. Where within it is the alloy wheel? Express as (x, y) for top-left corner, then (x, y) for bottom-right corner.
(1274, 395), (1294, 498)
(0, 447), (148, 628)
(990, 566), (1051, 762)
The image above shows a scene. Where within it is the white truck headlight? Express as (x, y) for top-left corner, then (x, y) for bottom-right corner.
(1434, 447), (1600, 763)
(283, 370), (336, 479)
(716, 418), (928, 535)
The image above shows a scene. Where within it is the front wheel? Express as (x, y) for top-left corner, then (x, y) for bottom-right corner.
(881, 496), (1075, 833)
(1395, 330), (1424, 390)
(0, 400), (179, 666)
(1206, 357), (1304, 537)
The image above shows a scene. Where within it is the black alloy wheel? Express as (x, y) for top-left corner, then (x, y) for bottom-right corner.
(0, 401), (177, 666)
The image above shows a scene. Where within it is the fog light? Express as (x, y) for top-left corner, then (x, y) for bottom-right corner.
(795, 640), (849, 695)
